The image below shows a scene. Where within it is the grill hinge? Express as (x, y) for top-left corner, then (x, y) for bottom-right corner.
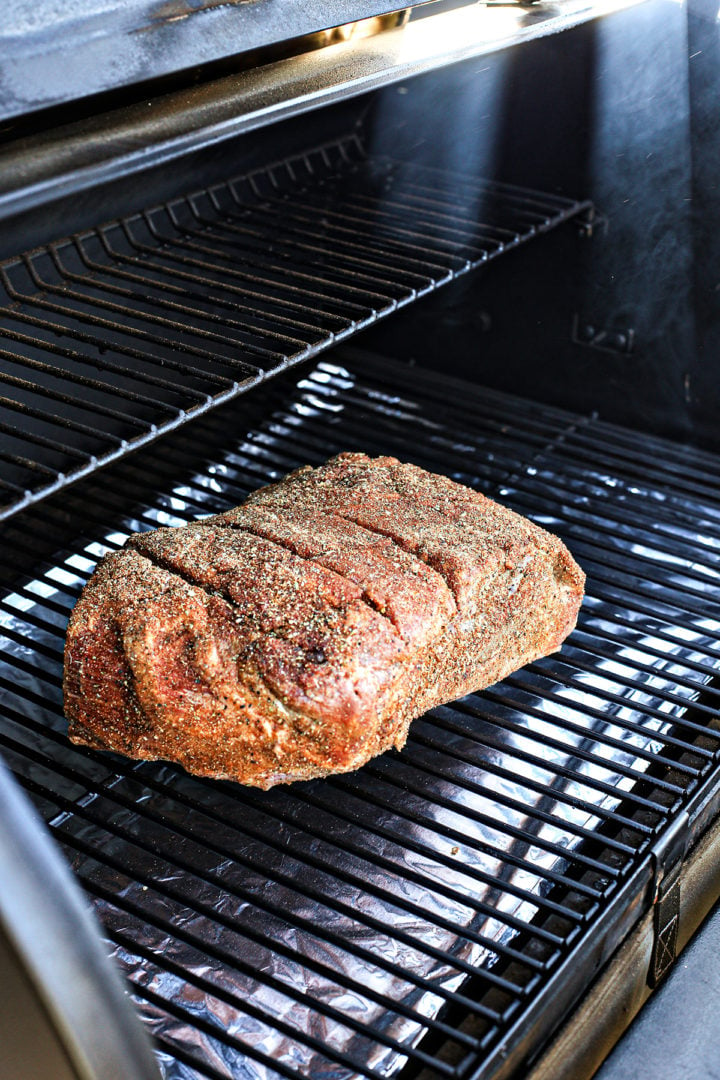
(647, 811), (689, 988)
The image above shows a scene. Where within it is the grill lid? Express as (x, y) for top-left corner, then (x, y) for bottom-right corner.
(1, 0), (416, 125)
(1, 0), (643, 127)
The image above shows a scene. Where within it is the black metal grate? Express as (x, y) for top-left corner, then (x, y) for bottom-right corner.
(1, 352), (720, 1080)
(0, 134), (590, 522)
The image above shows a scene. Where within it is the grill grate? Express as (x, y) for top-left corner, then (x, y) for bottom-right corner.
(0, 134), (590, 522)
(1, 352), (720, 1079)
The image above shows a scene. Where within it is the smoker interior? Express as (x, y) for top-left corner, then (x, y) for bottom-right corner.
(2, 5), (720, 1078)
(2, 347), (720, 1080)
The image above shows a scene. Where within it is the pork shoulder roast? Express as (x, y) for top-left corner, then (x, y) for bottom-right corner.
(64, 453), (584, 787)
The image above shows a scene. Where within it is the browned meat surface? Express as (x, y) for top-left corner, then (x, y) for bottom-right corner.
(64, 453), (585, 787)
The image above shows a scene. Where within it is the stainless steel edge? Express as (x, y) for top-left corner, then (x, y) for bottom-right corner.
(526, 808), (720, 1080)
(474, 765), (720, 1078)
(468, 862), (654, 1080)
(0, 758), (161, 1080)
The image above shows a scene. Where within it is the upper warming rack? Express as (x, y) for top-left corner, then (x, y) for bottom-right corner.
(0, 134), (590, 521)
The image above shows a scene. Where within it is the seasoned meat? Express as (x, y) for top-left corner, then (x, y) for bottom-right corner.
(63, 453), (584, 787)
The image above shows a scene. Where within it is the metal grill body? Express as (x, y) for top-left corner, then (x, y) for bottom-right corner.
(1, 351), (719, 1080)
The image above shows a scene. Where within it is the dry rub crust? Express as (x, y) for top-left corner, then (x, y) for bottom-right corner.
(63, 453), (585, 788)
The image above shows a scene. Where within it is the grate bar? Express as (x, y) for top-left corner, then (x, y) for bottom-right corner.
(0, 391), (126, 443)
(480, 687), (691, 792)
(150, 1034), (232, 1080)
(45, 249), (313, 358)
(52, 862), (479, 1077)
(514, 486), (720, 579)
(127, 978), (329, 1080)
(514, 658), (714, 753)
(73, 235), (336, 340)
(242, 186), (498, 262)
(303, 379), (720, 560)
(520, 660), (716, 757)
(0, 360), (155, 429)
(539, 644), (718, 730)
(100, 225), (341, 338)
(0, 622), (63, 664)
(0, 419), (89, 460)
(0, 475), (26, 495)
(18, 258), (286, 366)
(408, 725), (652, 843)
(142, 210), (399, 311)
(221, 193), (470, 275)
(340, 760), (614, 892)
(0, 574), (656, 855)
(278, 778), (592, 922)
(0, 670), (574, 974)
(198, 204), (444, 294)
(289, 193), (503, 263)
(256, 374), (720, 563)
(324, 188), (522, 251)
(314, 360), (720, 515)
(122, 401), (716, 712)
(0, 594), (670, 838)
(0, 303), (239, 387)
(114, 220), (360, 325)
(450, 698), (682, 809)
(583, 596), (720, 672)
(563, 429), (720, 499)
(509, 502), (720, 600)
(0, 344), (182, 416)
(0, 452), (59, 483)
(93, 921), (434, 1080)
(292, 791), (575, 946)
(582, 574), (720, 650)
(1, 282), (257, 372)
(48, 246), (314, 356)
(151, 779), (558, 973)
(0, 324), (213, 403)
(224, 772), (587, 924)
(65, 831), (512, 1055)
(562, 543), (720, 623)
